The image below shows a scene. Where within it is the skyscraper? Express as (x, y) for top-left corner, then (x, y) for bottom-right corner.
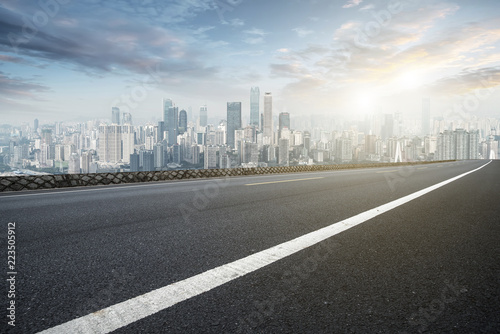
(112, 107), (121, 125)
(227, 102), (242, 148)
(163, 98), (178, 146)
(157, 121), (165, 141)
(199, 105), (208, 127)
(98, 124), (122, 162)
(122, 112), (132, 125)
(278, 112), (290, 138)
(68, 153), (80, 174)
(178, 109), (187, 134)
(250, 87), (260, 128)
(122, 125), (135, 164)
(278, 138), (289, 166)
(422, 97), (430, 135)
(263, 92), (273, 139)
(382, 114), (394, 140)
(41, 129), (52, 145)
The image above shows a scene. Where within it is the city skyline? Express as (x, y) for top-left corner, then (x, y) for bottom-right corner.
(1, 0), (500, 125)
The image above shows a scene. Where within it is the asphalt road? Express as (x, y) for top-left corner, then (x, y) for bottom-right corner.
(1, 160), (499, 333)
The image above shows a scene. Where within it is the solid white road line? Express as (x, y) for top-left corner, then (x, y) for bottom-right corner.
(37, 160), (492, 334)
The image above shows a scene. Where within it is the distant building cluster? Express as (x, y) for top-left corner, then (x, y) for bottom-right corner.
(0, 94), (499, 175)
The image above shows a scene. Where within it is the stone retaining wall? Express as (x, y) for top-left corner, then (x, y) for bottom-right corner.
(0, 161), (452, 192)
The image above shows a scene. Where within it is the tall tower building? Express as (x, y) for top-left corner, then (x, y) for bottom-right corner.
(112, 107), (121, 125)
(422, 97), (430, 135)
(122, 112), (132, 125)
(278, 138), (289, 166)
(199, 105), (208, 127)
(163, 98), (178, 146)
(178, 109), (188, 134)
(41, 129), (52, 145)
(68, 153), (80, 174)
(98, 124), (122, 162)
(81, 151), (92, 173)
(250, 87), (260, 128)
(227, 102), (242, 148)
(122, 125), (135, 164)
(263, 92), (273, 140)
(278, 112), (290, 138)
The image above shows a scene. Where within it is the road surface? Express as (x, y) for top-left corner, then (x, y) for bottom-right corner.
(1, 160), (499, 333)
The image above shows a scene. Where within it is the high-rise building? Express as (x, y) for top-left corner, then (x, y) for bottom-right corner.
(263, 93), (273, 140)
(382, 114), (394, 140)
(250, 87), (260, 127)
(422, 97), (430, 135)
(130, 152), (140, 172)
(335, 137), (352, 163)
(436, 129), (479, 160)
(98, 124), (122, 162)
(122, 112), (132, 125)
(153, 142), (166, 169)
(241, 141), (259, 165)
(142, 151), (155, 171)
(122, 125), (135, 164)
(199, 105), (208, 127)
(278, 138), (289, 166)
(41, 129), (52, 145)
(172, 144), (182, 164)
(68, 153), (80, 174)
(34, 118), (39, 133)
(227, 102), (242, 148)
(163, 98), (178, 146)
(112, 107), (121, 125)
(81, 151), (92, 173)
(278, 112), (290, 138)
(455, 128), (468, 160)
(204, 145), (218, 169)
(468, 130), (479, 159)
(365, 134), (377, 154)
(178, 109), (187, 134)
(157, 121), (165, 141)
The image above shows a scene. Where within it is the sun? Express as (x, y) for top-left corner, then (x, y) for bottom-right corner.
(355, 92), (377, 114)
(396, 70), (424, 90)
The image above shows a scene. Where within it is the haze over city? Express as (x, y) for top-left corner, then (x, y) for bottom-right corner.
(1, 0), (500, 125)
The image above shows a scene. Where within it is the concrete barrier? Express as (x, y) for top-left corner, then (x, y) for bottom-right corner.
(0, 161), (453, 192)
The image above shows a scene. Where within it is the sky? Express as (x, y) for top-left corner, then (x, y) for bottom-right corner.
(1, 0), (500, 126)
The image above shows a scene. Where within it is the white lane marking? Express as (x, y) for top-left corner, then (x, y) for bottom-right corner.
(37, 160), (491, 334)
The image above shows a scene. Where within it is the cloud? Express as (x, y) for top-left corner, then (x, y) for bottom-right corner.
(293, 27), (314, 38)
(342, 0), (363, 9)
(0, 54), (28, 64)
(359, 4), (374, 11)
(0, 71), (51, 100)
(243, 28), (268, 44)
(423, 67), (500, 96)
(270, 1), (500, 110)
(0, 3), (219, 80)
(243, 28), (268, 36)
(243, 37), (264, 45)
(223, 18), (245, 26)
(270, 63), (310, 78)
